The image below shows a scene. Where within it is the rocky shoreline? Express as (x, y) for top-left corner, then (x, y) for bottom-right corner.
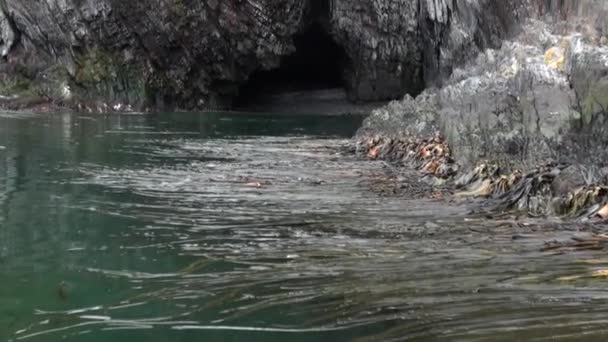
(360, 15), (608, 166)
(354, 4), (608, 226)
(1, 2), (607, 188)
(355, 130), (608, 224)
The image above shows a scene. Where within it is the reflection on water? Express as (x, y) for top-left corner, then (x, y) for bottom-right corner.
(1, 112), (608, 341)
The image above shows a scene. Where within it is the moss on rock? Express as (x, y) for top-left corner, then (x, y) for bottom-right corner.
(73, 49), (147, 108)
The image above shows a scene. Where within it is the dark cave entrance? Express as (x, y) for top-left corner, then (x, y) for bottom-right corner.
(233, 21), (352, 112)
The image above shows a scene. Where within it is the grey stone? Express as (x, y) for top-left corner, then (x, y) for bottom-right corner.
(360, 1), (608, 169)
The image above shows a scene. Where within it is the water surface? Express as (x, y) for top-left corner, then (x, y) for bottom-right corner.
(1, 111), (608, 341)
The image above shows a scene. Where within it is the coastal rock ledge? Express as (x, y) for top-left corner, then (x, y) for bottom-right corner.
(360, 0), (608, 169)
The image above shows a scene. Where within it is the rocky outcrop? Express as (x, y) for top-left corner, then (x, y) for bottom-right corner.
(361, 21), (572, 167)
(0, 0), (530, 111)
(360, 1), (608, 170)
(351, 0), (608, 223)
(331, 0), (529, 101)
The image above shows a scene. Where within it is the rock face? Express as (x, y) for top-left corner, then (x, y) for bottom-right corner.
(0, 0), (530, 111)
(332, 0), (528, 100)
(360, 0), (608, 169)
(0, 0), (310, 110)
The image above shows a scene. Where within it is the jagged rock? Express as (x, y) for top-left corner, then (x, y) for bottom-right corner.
(0, 0), (605, 121)
(0, 0), (311, 110)
(0, 0), (530, 111)
(361, 21), (575, 167)
(360, 2), (608, 168)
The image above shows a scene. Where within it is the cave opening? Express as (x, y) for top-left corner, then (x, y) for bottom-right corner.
(233, 20), (352, 112)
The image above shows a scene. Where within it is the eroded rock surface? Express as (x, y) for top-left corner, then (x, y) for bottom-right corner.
(0, 0), (310, 110)
(0, 0), (529, 111)
(360, 1), (608, 170)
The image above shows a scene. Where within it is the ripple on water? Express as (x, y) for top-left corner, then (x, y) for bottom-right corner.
(11, 134), (608, 341)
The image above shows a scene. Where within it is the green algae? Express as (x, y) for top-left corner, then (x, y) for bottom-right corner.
(74, 49), (147, 106)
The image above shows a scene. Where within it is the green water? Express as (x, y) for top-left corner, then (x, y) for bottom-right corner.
(2, 111), (608, 341)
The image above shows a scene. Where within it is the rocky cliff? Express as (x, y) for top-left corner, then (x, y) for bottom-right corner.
(0, 0), (530, 112)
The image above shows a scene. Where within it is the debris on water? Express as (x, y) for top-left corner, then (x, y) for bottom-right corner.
(57, 281), (69, 301)
(362, 170), (435, 198)
(557, 268), (608, 282)
(591, 269), (608, 278)
(542, 232), (608, 252)
(237, 176), (271, 189)
(598, 204), (608, 219)
(179, 258), (214, 275)
(245, 182), (263, 188)
(455, 163), (522, 199)
(424, 221), (440, 229)
(556, 274), (585, 281)
(579, 257), (608, 265)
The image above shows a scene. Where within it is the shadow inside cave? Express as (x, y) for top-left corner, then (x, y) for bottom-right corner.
(233, 22), (366, 115)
